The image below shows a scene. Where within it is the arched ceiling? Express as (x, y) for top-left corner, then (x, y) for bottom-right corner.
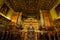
(6, 0), (58, 11)
(6, 0), (58, 17)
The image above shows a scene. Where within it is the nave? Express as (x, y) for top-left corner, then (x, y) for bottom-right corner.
(0, 16), (60, 40)
(0, 24), (60, 40)
(0, 0), (60, 40)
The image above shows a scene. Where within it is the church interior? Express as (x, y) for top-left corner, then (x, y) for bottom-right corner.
(0, 0), (60, 40)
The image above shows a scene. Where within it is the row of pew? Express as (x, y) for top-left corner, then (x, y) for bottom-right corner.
(0, 24), (60, 40)
(0, 30), (60, 40)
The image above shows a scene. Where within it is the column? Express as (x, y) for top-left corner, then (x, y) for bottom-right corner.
(17, 12), (22, 25)
(40, 10), (44, 26)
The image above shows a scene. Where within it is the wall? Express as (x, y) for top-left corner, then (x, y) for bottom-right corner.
(0, 0), (5, 8)
(50, 0), (60, 20)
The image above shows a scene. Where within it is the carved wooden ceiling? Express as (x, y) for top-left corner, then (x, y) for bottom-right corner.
(6, 0), (57, 17)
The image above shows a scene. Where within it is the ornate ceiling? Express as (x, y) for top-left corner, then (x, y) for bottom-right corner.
(6, 0), (57, 17)
(6, 0), (57, 10)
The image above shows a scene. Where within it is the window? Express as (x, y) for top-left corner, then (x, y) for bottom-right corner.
(0, 3), (9, 15)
